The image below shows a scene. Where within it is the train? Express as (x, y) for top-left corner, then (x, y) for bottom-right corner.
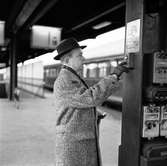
(44, 54), (124, 109)
(0, 73), (4, 81)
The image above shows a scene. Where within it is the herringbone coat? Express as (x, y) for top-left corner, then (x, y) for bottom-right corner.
(53, 66), (119, 166)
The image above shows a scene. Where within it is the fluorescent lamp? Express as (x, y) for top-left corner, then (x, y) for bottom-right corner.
(0, 63), (6, 68)
(92, 21), (112, 30)
(1, 47), (6, 51)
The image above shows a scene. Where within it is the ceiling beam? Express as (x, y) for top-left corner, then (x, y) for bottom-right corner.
(70, 2), (125, 32)
(12, 0), (43, 33)
(23, 0), (60, 28)
(6, 0), (60, 35)
(5, 0), (26, 36)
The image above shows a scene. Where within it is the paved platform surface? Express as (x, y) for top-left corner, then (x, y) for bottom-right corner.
(0, 92), (122, 166)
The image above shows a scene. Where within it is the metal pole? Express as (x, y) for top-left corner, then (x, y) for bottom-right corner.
(9, 36), (18, 100)
(118, 0), (144, 165)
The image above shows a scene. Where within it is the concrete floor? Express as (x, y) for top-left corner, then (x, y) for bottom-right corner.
(0, 92), (122, 166)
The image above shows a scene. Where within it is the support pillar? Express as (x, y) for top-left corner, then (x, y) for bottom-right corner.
(9, 36), (18, 100)
(119, 0), (145, 166)
(119, 0), (167, 166)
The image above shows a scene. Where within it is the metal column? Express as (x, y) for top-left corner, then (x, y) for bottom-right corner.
(119, 0), (167, 166)
(118, 0), (145, 166)
(9, 36), (18, 100)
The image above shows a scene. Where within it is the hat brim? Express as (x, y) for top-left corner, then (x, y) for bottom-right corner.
(54, 45), (87, 60)
(80, 45), (86, 49)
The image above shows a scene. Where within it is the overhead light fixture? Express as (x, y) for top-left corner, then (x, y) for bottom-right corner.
(1, 47), (6, 51)
(0, 63), (6, 68)
(92, 21), (112, 30)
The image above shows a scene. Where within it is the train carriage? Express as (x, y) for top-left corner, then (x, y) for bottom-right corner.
(44, 54), (124, 108)
(44, 64), (61, 90)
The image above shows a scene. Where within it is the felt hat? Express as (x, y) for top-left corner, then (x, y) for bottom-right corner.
(54, 38), (86, 60)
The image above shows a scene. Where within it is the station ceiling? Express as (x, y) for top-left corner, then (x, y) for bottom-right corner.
(0, 0), (167, 67)
(0, 0), (166, 66)
(37, 0), (126, 40)
(0, 0), (126, 66)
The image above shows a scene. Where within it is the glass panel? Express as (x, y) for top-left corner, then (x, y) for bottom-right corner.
(87, 63), (97, 78)
(98, 63), (107, 77)
(83, 64), (88, 78)
(110, 60), (118, 73)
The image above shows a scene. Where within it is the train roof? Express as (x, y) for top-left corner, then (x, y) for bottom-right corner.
(0, 0), (125, 66)
(84, 54), (124, 64)
(44, 63), (61, 69)
(28, 27), (125, 66)
(44, 53), (124, 68)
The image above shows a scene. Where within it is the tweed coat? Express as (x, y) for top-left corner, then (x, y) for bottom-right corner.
(53, 66), (119, 166)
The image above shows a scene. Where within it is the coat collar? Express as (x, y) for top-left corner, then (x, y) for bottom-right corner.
(61, 65), (89, 89)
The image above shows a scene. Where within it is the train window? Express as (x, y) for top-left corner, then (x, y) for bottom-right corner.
(53, 69), (56, 77)
(44, 70), (46, 77)
(110, 61), (118, 67)
(83, 64), (88, 78)
(49, 69), (52, 77)
(87, 63), (97, 78)
(110, 60), (118, 73)
(98, 63), (107, 77)
(50, 69), (52, 77)
(55, 69), (57, 77)
(57, 68), (61, 76)
(52, 69), (56, 77)
(45, 69), (49, 77)
(55, 68), (60, 77)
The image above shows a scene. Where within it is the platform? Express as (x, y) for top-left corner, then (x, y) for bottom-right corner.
(0, 92), (121, 166)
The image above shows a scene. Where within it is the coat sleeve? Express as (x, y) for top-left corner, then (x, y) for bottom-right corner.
(54, 75), (119, 109)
